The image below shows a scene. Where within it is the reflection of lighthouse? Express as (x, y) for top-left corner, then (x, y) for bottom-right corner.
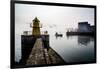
(31, 17), (41, 36)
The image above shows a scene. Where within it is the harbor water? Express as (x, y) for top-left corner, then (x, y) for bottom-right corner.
(15, 33), (95, 63)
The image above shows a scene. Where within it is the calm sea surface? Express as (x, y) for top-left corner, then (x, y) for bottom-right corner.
(15, 34), (95, 63)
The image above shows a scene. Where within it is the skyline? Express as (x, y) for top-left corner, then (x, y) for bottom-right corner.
(15, 3), (95, 35)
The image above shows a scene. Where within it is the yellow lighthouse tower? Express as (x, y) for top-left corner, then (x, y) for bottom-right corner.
(32, 17), (41, 36)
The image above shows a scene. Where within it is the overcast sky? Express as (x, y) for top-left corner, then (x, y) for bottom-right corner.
(15, 3), (94, 35)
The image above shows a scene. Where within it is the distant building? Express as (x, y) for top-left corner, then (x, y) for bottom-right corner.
(67, 22), (95, 35)
(90, 25), (95, 32)
(78, 22), (94, 32)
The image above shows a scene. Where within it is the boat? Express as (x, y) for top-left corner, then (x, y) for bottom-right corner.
(55, 32), (63, 37)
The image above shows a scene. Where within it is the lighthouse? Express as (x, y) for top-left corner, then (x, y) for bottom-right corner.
(31, 17), (41, 36)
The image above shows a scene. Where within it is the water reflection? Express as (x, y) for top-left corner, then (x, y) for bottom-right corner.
(15, 34), (95, 63)
(66, 35), (94, 46)
(66, 35), (77, 40)
(51, 35), (95, 63)
(78, 36), (91, 46)
(55, 35), (63, 39)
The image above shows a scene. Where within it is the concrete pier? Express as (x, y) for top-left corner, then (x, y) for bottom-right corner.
(20, 35), (36, 65)
(66, 32), (94, 36)
(26, 38), (47, 65)
(20, 35), (65, 66)
(26, 38), (65, 65)
(17, 17), (65, 67)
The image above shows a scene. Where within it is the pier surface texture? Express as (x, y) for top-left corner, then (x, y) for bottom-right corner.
(26, 38), (65, 66)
